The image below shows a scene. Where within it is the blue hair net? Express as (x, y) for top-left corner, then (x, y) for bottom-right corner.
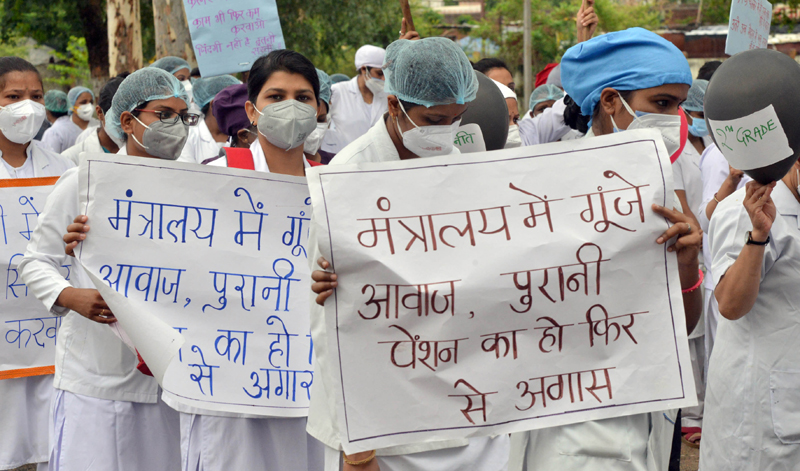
(67, 86), (94, 115)
(529, 84), (564, 111)
(149, 56), (192, 75)
(317, 68), (332, 106)
(105, 67), (190, 141)
(384, 37), (478, 108)
(682, 79), (708, 112)
(561, 28), (692, 118)
(192, 75), (242, 110)
(44, 90), (68, 113)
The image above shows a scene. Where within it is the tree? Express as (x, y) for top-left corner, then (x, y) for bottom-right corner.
(152, 0), (195, 65)
(108, 0), (143, 75)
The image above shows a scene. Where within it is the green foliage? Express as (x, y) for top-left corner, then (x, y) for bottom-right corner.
(0, 35), (27, 57)
(47, 36), (91, 88)
(0, 0), (84, 51)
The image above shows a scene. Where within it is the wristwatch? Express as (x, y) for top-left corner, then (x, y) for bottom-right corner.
(745, 231), (770, 246)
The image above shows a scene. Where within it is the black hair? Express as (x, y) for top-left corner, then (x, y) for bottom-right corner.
(473, 58), (510, 75)
(201, 102), (211, 116)
(50, 110), (68, 119)
(697, 61), (721, 81)
(191, 67), (201, 78)
(98, 72), (130, 114)
(0, 56), (42, 92)
(563, 95), (589, 134)
(247, 50), (319, 106)
(399, 99), (420, 112)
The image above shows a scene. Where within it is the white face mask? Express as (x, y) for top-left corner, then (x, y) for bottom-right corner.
(396, 101), (459, 158)
(505, 124), (522, 148)
(76, 103), (94, 122)
(256, 100), (318, 151)
(364, 69), (386, 95)
(610, 94), (687, 162)
(304, 119), (330, 155)
(0, 100), (46, 144)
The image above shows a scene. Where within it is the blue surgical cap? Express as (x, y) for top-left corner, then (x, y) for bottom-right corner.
(529, 84), (564, 111)
(561, 28), (692, 118)
(682, 79), (708, 112)
(106, 67), (190, 141)
(67, 86), (94, 115)
(192, 75), (242, 110)
(45, 90), (68, 113)
(384, 37), (478, 108)
(150, 56), (192, 76)
(317, 69), (332, 106)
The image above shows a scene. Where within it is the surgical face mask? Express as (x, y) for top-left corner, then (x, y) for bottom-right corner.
(364, 69), (385, 95)
(610, 94), (686, 163)
(75, 103), (94, 121)
(256, 100), (318, 151)
(304, 119), (330, 155)
(505, 124), (522, 148)
(0, 100), (46, 144)
(687, 116), (708, 137)
(396, 101), (459, 158)
(131, 115), (188, 160)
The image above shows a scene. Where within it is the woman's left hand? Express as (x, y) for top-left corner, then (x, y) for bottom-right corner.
(652, 204), (702, 267)
(399, 18), (421, 41)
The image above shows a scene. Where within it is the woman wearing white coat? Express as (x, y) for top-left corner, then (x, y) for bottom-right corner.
(0, 56), (74, 471)
(40, 86), (98, 154)
(310, 37), (510, 471)
(177, 74), (241, 164)
(509, 28), (704, 471)
(19, 67), (200, 471)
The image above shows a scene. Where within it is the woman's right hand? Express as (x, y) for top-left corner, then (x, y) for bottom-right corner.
(311, 257), (337, 306)
(726, 165), (745, 187)
(744, 180), (776, 241)
(64, 215), (90, 257)
(56, 287), (116, 324)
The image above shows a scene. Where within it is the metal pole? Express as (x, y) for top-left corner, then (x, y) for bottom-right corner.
(523, 0), (532, 112)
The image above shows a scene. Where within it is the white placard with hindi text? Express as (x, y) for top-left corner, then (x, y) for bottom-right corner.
(1, 177), (64, 379)
(726, 0), (772, 56)
(77, 155), (313, 417)
(307, 129), (697, 452)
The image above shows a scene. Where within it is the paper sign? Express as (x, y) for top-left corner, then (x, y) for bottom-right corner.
(0, 177), (63, 379)
(707, 104), (793, 170)
(77, 155), (313, 417)
(184, 0), (286, 76)
(726, 0), (772, 56)
(307, 129), (697, 452)
(454, 124), (487, 154)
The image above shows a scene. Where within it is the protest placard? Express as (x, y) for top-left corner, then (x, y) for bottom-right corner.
(1, 177), (65, 379)
(726, 0), (772, 56)
(77, 155), (312, 417)
(184, 0), (285, 76)
(307, 129), (697, 453)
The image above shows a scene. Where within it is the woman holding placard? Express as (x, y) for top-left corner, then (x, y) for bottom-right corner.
(0, 56), (73, 471)
(19, 67), (200, 470)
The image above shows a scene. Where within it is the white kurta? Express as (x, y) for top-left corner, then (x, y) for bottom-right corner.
(61, 128), (108, 165)
(703, 182), (800, 469)
(40, 117), (85, 154)
(320, 77), (388, 155)
(517, 97), (571, 146)
(178, 120), (227, 165)
(309, 117), (509, 471)
(0, 142), (73, 470)
(19, 145), (181, 470)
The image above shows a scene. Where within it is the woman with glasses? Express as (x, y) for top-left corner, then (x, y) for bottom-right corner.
(18, 67), (198, 471)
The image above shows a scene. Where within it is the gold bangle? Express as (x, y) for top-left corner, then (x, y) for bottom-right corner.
(713, 192), (722, 204)
(343, 450), (376, 466)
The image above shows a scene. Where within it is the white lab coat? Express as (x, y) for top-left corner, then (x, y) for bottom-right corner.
(703, 182), (800, 469)
(517, 98), (571, 146)
(0, 142), (72, 470)
(178, 120), (227, 164)
(74, 124), (99, 146)
(673, 144), (703, 218)
(508, 128), (677, 471)
(61, 128), (107, 165)
(19, 145), (181, 470)
(309, 117), (510, 471)
(40, 117), (97, 154)
(320, 77), (388, 155)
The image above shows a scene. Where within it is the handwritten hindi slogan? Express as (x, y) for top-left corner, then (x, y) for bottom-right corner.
(0, 177), (65, 379)
(726, 0), (772, 56)
(183, 0), (285, 76)
(77, 155), (312, 417)
(307, 129), (697, 452)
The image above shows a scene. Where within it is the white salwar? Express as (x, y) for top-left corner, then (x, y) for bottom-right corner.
(310, 117), (510, 471)
(0, 142), (73, 471)
(183, 141), (323, 471)
(19, 145), (181, 471)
